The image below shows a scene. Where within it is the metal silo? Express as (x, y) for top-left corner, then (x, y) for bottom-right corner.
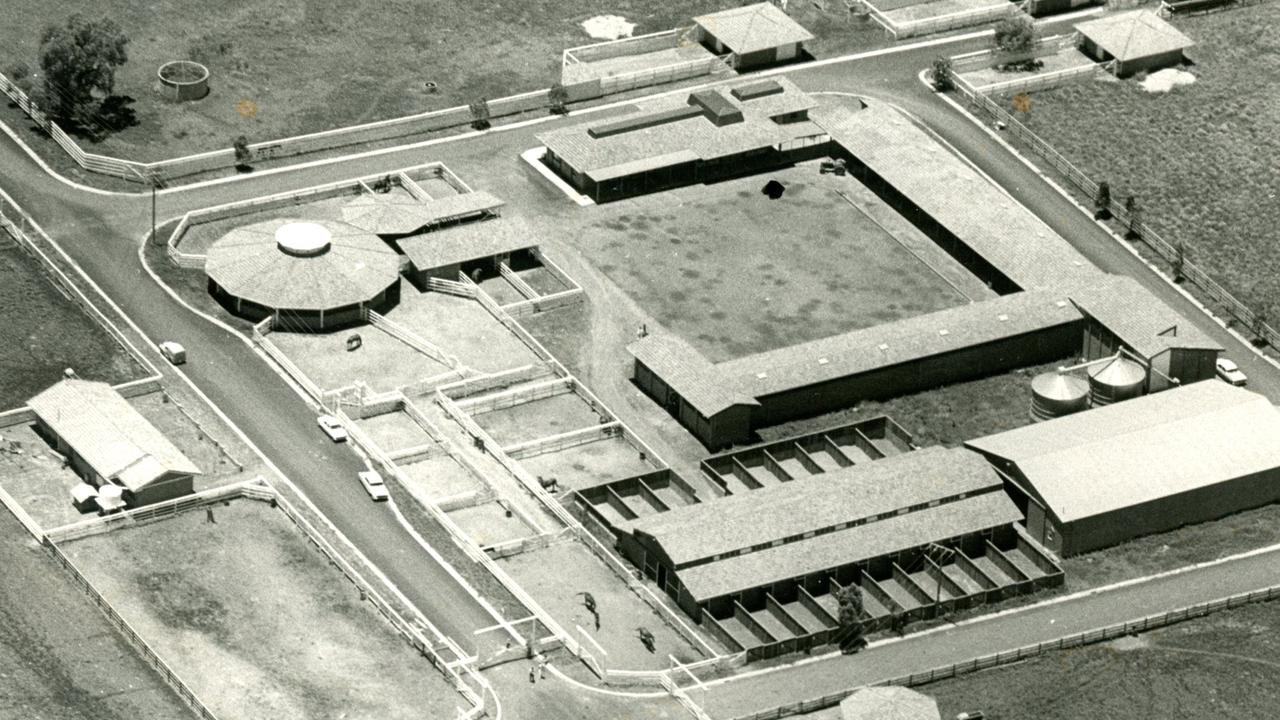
(1087, 355), (1147, 406)
(1030, 372), (1090, 421)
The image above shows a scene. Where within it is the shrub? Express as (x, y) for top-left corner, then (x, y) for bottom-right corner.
(993, 15), (1035, 55)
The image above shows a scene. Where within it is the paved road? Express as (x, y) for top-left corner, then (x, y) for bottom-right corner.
(697, 546), (1280, 719)
(0, 141), (501, 652)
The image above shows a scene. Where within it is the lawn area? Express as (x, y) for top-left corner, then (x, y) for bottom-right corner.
(759, 359), (1069, 448)
(581, 162), (978, 362)
(1014, 3), (1280, 321)
(472, 390), (606, 446)
(920, 600), (1280, 720)
(0, 514), (192, 720)
(62, 500), (465, 720)
(0, 1), (889, 166)
(0, 234), (143, 410)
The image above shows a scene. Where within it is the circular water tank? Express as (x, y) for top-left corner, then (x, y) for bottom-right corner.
(157, 61), (210, 101)
(1030, 372), (1090, 421)
(1088, 356), (1146, 406)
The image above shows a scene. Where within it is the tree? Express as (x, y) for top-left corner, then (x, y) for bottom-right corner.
(38, 15), (129, 126)
(1172, 241), (1186, 283)
(1252, 312), (1270, 348)
(470, 98), (491, 130)
(548, 82), (570, 115)
(833, 584), (867, 654)
(232, 135), (252, 171)
(931, 56), (954, 92)
(1124, 195), (1142, 240)
(992, 15), (1035, 55)
(5, 61), (34, 96)
(1093, 181), (1112, 220)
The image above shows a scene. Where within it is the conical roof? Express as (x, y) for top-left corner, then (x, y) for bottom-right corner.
(1088, 355), (1146, 386)
(1032, 371), (1089, 401)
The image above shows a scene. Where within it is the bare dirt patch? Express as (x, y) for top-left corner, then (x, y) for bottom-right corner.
(386, 290), (540, 375)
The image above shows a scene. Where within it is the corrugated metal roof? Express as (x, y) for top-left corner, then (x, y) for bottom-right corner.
(813, 101), (1098, 292)
(28, 379), (201, 492)
(1070, 274), (1221, 357)
(1075, 10), (1194, 63)
(693, 2), (815, 55)
(537, 76), (819, 182)
(965, 381), (1280, 522)
(629, 447), (1002, 567)
(205, 218), (401, 312)
(399, 216), (538, 272)
(679, 491), (1020, 602)
(342, 191), (504, 236)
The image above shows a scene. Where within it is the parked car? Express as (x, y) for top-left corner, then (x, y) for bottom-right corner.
(158, 341), (186, 365)
(1216, 357), (1248, 386)
(316, 414), (348, 442)
(358, 470), (389, 502)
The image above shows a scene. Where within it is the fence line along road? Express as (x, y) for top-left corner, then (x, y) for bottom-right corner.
(954, 83), (1280, 350)
(732, 583), (1280, 720)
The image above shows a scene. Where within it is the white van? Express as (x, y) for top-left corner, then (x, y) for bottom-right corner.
(159, 341), (186, 365)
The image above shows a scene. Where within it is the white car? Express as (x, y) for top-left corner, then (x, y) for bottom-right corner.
(316, 414), (348, 442)
(158, 341), (186, 365)
(1216, 358), (1247, 387)
(358, 470), (389, 502)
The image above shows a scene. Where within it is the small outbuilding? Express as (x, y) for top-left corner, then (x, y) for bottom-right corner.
(398, 216), (538, 285)
(1074, 10), (1194, 77)
(692, 3), (814, 70)
(967, 381), (1280, 556)
(840, 687), (941, 720)
(28, 379), (202, 507)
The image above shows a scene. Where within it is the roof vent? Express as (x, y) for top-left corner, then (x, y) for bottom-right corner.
(1055, 300), (1068, 308)
(817, 357), (829, 365)
(755, 372), (768, 379)
(877, 343), (889, 351)
(938, 329), (949, 336)
(997, 314), (1009, 322)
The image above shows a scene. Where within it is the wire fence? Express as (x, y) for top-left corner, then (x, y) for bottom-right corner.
(730, 583), (1280, 720)
(954, 83), (1280, 348)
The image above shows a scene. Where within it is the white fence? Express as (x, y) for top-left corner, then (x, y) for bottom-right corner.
(865, 0), (1024, 39)
(367, 309), (462, 369)
(251, 317), (325, 403)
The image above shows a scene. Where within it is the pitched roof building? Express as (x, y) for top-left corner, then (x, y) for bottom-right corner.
(1075, 10), (1195, 76)
(693, 3), (814, 69)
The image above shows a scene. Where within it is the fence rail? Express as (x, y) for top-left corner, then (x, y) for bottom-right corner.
(954, 83), (1280, 349)
(731, 584), (1280, 720)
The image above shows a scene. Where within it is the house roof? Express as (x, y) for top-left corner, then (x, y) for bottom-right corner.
(813, 101), (1098, 292)
(398, 216), (538, 272)
(1070, 274), (1221, 357)
(1074, 10), (1194, 63)
(205, 218), (401, 312)
(28, 379), (201, 492)
(537, 76), (820, 184)
(341, 191), (504, 236)
(965, 381), (1280, 523)
(678, 490), (1019, 602)
(630, 331), (758, 417)
(628, 447), (1003, 567)
(693, 2), (815, 55)
(841, 687), (941, 720)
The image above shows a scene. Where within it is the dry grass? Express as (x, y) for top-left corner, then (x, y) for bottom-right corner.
(1015, 4), (1280, 321)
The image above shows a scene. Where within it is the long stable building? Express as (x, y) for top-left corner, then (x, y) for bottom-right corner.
(967, 381), (1280, 556)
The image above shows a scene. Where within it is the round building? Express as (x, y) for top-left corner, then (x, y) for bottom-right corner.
(206, 219), (401, 331)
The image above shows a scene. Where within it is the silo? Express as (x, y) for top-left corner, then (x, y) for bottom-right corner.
(1087, 356), (1146, 406)
(1030, 372), (1090, 421)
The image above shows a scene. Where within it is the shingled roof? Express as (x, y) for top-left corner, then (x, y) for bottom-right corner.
(398, 216), (537, 272)
(1070, 274), (1221, 357)
(1075, 10), (1194, 63)
(693, 3), (814, 55)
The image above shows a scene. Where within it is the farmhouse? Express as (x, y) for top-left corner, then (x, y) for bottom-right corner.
(966, 381), (1280, 556)
(398, 216), (538, 284)
(538, 76), (827, 202)
(27, 379), (201, 507)
(206, 218), (401, 330)
(613, 447), (1061, 654)
(1074, 10), (1195, 77)
(692, 3), (814, 70)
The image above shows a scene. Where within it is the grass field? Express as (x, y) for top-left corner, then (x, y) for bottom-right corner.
(1016, 4), (1280, 322)
(0, 514), (192, 720)
(63, 500), (464, 720)
(920, 600), (1280, 720)
(759, 359), (1069, 447)
(582, 163), (978, 362)
(0, 234), (142, 409)
(0, 1), (887, 166)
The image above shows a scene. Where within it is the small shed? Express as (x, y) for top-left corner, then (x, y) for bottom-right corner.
(841, 687), (941, 720)
(398, 216), (538, 285)
(692, 3), (814, 70)
(1074, 10), (1194, 77)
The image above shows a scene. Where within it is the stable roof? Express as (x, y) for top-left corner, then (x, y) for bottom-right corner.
(342, 191), (504, 236)
(1070, 274), (1221, 357)
(538, 76), (819, 184)
(630, 331), (758, 417)
(1075, 10), (1194, 63)
(693, 3), (815, 55)
(814, 101), (1097, 291)
(678, 491), (1019, 602)
(28, 379), (201, 492)
(398, 216), (538, 272)
(966, 381), (1280, 523)
(629, 447), (1002, 567)
(205, 218), (400, 312)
